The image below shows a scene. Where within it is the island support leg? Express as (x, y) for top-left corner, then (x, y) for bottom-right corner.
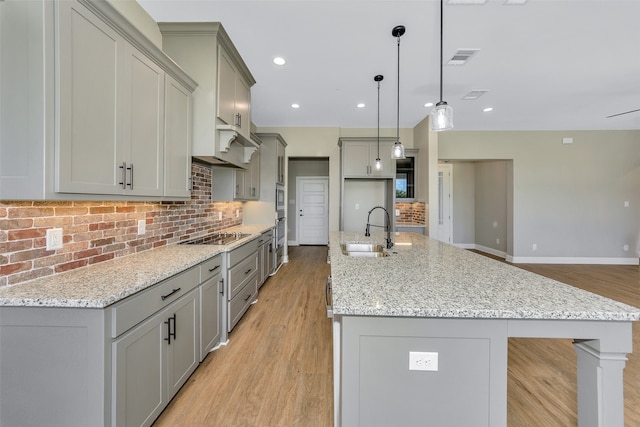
(574, 339), (628, 427)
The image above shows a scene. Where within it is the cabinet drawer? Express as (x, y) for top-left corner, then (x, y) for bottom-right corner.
(228, 277), (257, 331)
(257, 230), (273, 245)
(228, 237), (259, 266)
(228, 253), (258, 300)
(200, 255), (222, 283)
(111, 266), (199, 338)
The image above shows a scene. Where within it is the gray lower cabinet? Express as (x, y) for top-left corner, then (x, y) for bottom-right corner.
(111, 268), (201, 427)
(226, 238), (259, 331)
(199, 255), (224, 361)
(257, 229), (274, 287)
(0, 256), (225, 427)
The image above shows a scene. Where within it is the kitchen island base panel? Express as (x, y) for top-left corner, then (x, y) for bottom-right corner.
(0, 307), (110, 427)
(335, 315), (632, 427)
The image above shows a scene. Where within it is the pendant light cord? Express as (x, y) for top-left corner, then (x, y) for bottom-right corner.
(396, 33), (401, 142)
(377, 79), (381, 158)
(439, 0), (444, 103)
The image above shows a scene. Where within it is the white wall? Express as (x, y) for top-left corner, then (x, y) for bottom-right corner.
(439, 130), (640, 263)
(475, 161), (508, 255)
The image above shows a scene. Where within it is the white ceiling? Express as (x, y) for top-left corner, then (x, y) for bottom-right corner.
(137, 0), (640, 131)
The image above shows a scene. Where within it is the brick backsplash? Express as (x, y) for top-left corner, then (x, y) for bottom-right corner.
(0, 163), (241, 288)
(395, 201), (427, 225)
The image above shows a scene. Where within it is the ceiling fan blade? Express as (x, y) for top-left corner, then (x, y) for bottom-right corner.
(606, 108), (640, 118)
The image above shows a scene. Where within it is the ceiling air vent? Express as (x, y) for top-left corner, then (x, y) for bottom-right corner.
(462, 90), (488, 100)
(447, 49), (479, 65)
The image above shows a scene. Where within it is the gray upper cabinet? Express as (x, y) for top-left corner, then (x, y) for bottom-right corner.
(160, 23), (258, 169)
(339, 137), (396, 179)
(0, 0), (197, 201)
(164, 75), (193, 198)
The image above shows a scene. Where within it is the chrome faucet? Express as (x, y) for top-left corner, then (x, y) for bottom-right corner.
(364, 206), (393, 249)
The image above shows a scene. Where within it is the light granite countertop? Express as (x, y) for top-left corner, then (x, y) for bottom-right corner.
(329, 231), (640, 321)
(0, 224), (274, 309)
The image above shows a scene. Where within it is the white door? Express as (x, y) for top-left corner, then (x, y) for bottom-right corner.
(297, 177), (329, 245)
(437, 164), (453, 243)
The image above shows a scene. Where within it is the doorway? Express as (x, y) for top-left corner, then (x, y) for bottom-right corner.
(296, 177), (329, 245)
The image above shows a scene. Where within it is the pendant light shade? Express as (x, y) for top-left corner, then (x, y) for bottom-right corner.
(374, 74), (384, 171)
(431, 0), (453, 132)
(391, 25), (406, 160)
(431, 101), (454, 131)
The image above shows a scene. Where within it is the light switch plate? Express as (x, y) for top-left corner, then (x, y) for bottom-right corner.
(137, 219), (146, 235)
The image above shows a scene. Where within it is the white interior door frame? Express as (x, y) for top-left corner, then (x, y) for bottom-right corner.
(437, 163), (453, 244)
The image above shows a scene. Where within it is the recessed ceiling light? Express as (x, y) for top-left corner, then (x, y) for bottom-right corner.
(357, 103), (365, 108)
(273, 57), (286, 66)
(291, 103), (300, 109)
(483, 107), (494, 112)
(424, 102), (434, 108)
(504, 0), (528, 4)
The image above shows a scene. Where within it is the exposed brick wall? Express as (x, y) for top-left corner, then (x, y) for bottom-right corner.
(0, 163), (242, 288)
(395, 201), (427, 225)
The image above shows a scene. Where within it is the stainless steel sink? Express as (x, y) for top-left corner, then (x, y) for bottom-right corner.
(340, 243), (390, 257)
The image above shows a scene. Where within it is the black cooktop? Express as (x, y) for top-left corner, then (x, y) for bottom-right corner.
(180, 232), (252, 246)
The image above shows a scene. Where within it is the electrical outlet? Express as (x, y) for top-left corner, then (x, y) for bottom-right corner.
(355, 203), (360, 210)
(409, 351), (438, 371)
(46, 228), (63, 250)
(532, 243), (537, 251)
(137, 219), (146, 235)
(235, 209), (240, 218)
(624, 244), (629, 252)
(395, 209), (400, 216)
(496, 238), (500, 245)
(218, 211), (223, 221)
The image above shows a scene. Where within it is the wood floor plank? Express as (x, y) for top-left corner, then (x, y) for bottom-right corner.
(153, 246), (639, 426)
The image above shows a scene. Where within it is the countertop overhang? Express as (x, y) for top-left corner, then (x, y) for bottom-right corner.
(329, 231), (640, 322)
(0, 224), (274, 308)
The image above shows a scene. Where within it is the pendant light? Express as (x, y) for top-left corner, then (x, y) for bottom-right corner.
(374, 75), (384, 170)
(391, 25), (406, 159)
(430, 0), (453, 131)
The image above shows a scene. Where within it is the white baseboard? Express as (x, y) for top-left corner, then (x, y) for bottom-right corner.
(454, 243), (639, 266)
(510, 256), (639, 265)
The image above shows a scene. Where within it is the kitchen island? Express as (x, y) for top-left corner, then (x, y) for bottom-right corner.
(329, 231), (640, 427)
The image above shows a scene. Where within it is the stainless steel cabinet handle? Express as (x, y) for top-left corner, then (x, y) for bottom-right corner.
(244, 293), (252, 302)
(161, 287), (181, 301)
(118, 162), (127, 189)
(209, 265), (220, 272)
(164, 313), (176, 344)
(127, 164), (133, 188)
(219, 278), (224, 296)
(244, 268), (252, 275)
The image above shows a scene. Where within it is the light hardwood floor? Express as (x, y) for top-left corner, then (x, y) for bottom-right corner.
(153, 246), (639, 426)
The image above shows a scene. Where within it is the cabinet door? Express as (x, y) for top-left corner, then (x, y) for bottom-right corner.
(164, 75), (192, 198)
(235, 75), (251, 139)
(166, 288), (200, 400)
(200, 274), (222, 360)
(57, 0), (123, 194)
(245, 150), (260, 200)
(112, 311), (165, 427)
(125, 44), (165, 196)
(217, 48), (236, 126)
(276, 140), (286, 184)
(234, 169), (246, 199)
(342, 142), (371, 177)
